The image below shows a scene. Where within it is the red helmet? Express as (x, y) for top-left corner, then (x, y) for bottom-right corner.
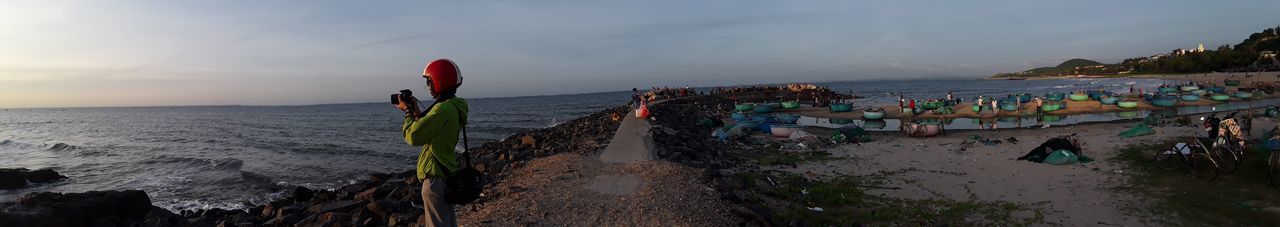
(422, 59), (462, 93)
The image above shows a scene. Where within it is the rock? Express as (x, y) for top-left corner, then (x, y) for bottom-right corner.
(0, 168), (25, 189)
(291, 186), (315, 202)
(142, 205), (187, 227)
(24, 169), (66, 183)
(0, 190), (157, 226)
(0, 168), (67, 189)
(369, 173), (392, 183)
(307, 200), (363, 213)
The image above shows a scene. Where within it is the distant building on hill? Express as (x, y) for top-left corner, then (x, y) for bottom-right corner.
(1172, 43), (1207, 55)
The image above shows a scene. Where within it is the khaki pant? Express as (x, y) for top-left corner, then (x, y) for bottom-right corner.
(422, 177), (456, 227)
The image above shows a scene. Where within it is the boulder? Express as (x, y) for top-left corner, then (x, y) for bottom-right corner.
(0, 168), (67, 190)
(0, 190), (160, 226)
(291, 186), (315, 202)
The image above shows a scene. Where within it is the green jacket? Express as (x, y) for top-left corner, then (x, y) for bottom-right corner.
(402, 98), (468, 179)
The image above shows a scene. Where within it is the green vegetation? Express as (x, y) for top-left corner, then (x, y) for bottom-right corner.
(993, 25), (1280, 78)
(741, 170), (1047, 226)
(1110, 141), (1280, 226)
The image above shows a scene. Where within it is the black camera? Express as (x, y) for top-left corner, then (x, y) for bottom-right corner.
(390, 89), (413, 105)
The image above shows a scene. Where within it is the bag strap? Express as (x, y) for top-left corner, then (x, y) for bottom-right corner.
(426, 99), (468, 177)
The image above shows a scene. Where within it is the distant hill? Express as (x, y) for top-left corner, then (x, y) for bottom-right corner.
(1056, 58), (1104, 68)
(994, 58), (1109, 78)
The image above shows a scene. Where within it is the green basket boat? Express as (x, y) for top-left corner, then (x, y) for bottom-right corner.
(734, 104), (755, 112)
(1069, 93), (1089, 101)
(780, 101), (800, 109)
(829, 103), (852, 113)
(1190, 90), (1206, 95)
(862, 109), (885, 120)
(1158, 87), (1177, 94)
(1210, 94), (1231, 101)
(971, 105), (981, 113)
(1117, 101), (1138, 108)
(1100, 97), (1120, 105)
(920, 101), (943, 110)
(1180, 86), (1199, 92)
(1040, 102), (1062, 112)
(1151, 98), (1177, 107)
(1180, 94), (1200, 102)
(1000, 103), (1019, 111)
(1235, 92), (1253, 99)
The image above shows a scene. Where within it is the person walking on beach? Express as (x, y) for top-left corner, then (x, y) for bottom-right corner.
(396, 59), (469, 227)
(631, 88), (641, 108)
(976, 96), (985, 115)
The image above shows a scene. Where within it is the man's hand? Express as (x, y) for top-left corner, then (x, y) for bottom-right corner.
(394, 102), (409, 112)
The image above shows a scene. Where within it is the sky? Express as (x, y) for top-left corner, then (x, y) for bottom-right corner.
(2, 0), (1279, 107)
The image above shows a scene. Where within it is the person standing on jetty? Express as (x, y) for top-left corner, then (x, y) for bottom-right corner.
(396, 59), (469, 227)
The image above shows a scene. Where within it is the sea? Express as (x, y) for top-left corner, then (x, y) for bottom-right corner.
(0, 78), (1179, 212)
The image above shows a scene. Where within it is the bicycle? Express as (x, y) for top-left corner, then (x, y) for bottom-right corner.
(1155, 136), (1222, 181)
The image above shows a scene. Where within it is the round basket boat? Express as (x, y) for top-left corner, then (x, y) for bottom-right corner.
(780, 101), (800, 109)
(1180, 86), (1199, 92)
(971, 105), (982, 113)
(862, 109), (885, 120)
(1190, 90), (1206, 95)
(1235, 92), (1253, 99)
(1100, 97), (1120, 105)
(1158, 87), (1177, 94)
(829, 103), (852, 113)
(1069, 93), (1089, 101)
(1210, 94), (1231, 101)
(730, 112), (749, 121)
(775, 114), (800, 124)
(920, 101), (943, 110)
(751, 114), (776, 123)
(1040, 102), (1062, 112)
(754, 104), (775, 114)
(1180, 94), (1200, 102)
(770, 124), (803, 137)
(1117, 101), (1138, 108)
(1208, 87), (1226, 94)
(1000, 103), (1019, 111)
(763, 102), (782, 109)
(1151, 98), (1177, 107)
(1044, 92), (1065, 101)
(734, 104), (755, 112)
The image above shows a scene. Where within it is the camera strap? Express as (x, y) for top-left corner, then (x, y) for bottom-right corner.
(422, 97), (469, 177)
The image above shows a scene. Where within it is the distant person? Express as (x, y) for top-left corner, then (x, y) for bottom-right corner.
(631, 88), (641, 107)
(395, 59), (469, 227)
(946, 91), (954, 101)
(976, 96), (985, 114)
(991, 99), (1000, 115)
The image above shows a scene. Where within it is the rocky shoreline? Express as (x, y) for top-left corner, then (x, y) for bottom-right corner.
(0, 87), (844, 226)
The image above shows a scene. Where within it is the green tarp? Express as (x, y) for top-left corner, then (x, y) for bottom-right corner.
(1119, 124), (1155, 138)
(1044, 149), (1094, 165)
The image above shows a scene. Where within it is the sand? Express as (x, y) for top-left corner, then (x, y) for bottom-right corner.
(768, 111), (1278, 225)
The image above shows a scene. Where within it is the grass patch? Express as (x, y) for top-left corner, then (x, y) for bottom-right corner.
(1111, 140), (1280, 225)
(740, 170), (1046, 226)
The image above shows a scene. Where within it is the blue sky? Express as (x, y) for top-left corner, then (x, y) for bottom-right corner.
(2, 0), (1278, 107)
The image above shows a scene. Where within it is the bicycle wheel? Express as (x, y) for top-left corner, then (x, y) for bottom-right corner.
(1214, 146), (1240, 174)
(1155, 148), (1183, 171)
(1190, 153), (1220, 181)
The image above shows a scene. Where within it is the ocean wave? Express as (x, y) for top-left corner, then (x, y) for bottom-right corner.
(46, 143), (76, 152)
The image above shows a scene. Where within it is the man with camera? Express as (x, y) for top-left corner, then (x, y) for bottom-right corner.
(393, 59), (469, 227)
